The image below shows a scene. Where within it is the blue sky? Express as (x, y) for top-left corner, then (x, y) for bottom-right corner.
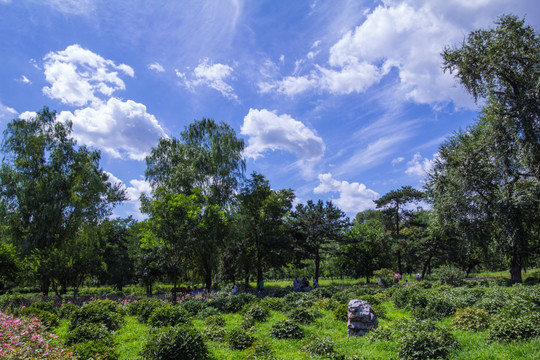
(1, 0), (538, 219)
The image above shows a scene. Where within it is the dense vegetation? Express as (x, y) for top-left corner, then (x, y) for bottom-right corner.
(0, 14), (538, 358)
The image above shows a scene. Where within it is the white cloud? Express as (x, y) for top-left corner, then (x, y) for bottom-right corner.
(0, 103), (17, 122)
(43, 0), (96, 15)
(392, 157), (404, 165)
(241, 108), (325, 162)
(405, 152), (438, 177)
(42, 44), (134, 106)
(106, 172), (151, 220)
(57, 97), (166, 161)
(177, 59), (237, 100)
(314, 173), (379, 213)
(19, 75), (31, 84)
(148, 62), (165, 72)
(19, 111), (37, 120)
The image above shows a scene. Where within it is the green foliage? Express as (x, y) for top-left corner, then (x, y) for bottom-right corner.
(128, 297), (164, 322)
(72, 340), (118, 360)
(260, 296), (285, 311)
(244, 304), (269, 322)
(181, 297), (208, 315)
(66, 323), (114, 346)
(147, 303), (190, 327)
(487, 313), (540, 343)
(316, 297), (340, 311)
(70, 299), (124, 331)
(270, 319), (304, 339)
(333, 303), (348, 322)
(373, 268), (395, 287)
(303, 335), (338, 358)
(141, 325), (209, 360)
(20, 307), (59, 329)
(366, 326), (395, 342)
(452, 307), (490, 331)
(245, 340), (276, 360)
(57, 302), (78, 319)
(397, 319), (458, 360)
(204, 314), (225, 327)
(433, 265), (465, 286)
(287, 307), (321, 325)
(228, 327), (255, 350)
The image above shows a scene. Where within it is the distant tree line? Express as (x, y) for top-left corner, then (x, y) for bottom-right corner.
(0, 14), (538, 296)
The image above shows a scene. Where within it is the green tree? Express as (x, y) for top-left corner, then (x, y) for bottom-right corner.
(235, 173), (294, 288)
(429, 14), (540, 282)
(374, 186), (424, 274)
(145, 118), (244, 289)
(292, 200), (349, 282)
(0, 108), (126, 295)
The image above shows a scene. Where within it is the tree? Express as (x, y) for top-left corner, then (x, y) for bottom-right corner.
(0, 108), (126, 295)
(374, 186), (424, 274)
(145, 118), (244, 289)
(292, 200), (349, 281)
(430, 14), (540, 282)
(235, 173), (294, 288)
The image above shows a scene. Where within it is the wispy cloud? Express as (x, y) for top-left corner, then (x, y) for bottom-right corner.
(314, 173), (379, 214)
(148, 62), (165, 72)
(176, 58), (237, 100)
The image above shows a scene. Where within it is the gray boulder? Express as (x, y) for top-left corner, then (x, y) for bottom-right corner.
(347, 299), (378, 337)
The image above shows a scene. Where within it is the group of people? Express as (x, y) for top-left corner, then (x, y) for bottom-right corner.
(293, 277), (318, 292)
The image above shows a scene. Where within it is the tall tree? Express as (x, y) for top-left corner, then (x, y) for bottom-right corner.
(292, 200), (349, 281)
(0, 108), (125, 295)
(430, 14), (540, 282)
(236, 173), (294, 288)
(145, 118), (244, 289)
(374, 186), (424, 274)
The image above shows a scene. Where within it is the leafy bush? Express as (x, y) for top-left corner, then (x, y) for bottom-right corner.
(201, 325), (227, 342)
(209, 293), (257, 313)
(303, 336), (337, 358)
(371, 302), (386, 319)
(317, 298), (340, 311)
(147, 304), (190, 327)
(228, 328), (255, 350)
(241, 315), (256, 329)
(487, 313), (540, 343)
(72, 340), (118, 360)
(392, 286), (418, 309)
(373, 268), (395, 287)
(141, 325), (209, 360)
(57, 302), (78, 319)
(260, 297), (285, 311)
(333, 303), (348, 321)
(20, 307), (59, 329)
(245, 340), (276, 360)
(433, 265), (465, 286)
(270, 319), (304, 339)
(27, 300), (56, 313)
(366, 326), (395, 342)
(452, 307), (490, 331)
(397, 319), (458, 360)
(128, 297), (164, 322)
(288, 307), (321, 325)
(205, 314), (225, 327)
(180, 297), (208, 316)
(244, 304), (269, 322)
(283, 292), (316, 311)
(67, 322), (114, 346)
(69, 300), (124, 331)
(310, 286), (336, 299)
(473, 287), (507, 314)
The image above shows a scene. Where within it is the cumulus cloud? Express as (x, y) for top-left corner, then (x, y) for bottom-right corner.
(392, 157), (405, 165)
(177, 58), (237, 100)
(19, 75), (31, 84)
(148, 62), (165, 72)
(19, 111), (37, 120)
(405, 152), (438, 177)
(314, 173), (379, 213)
(106, 172), (151, 220)
(241, 108), (325, 162)
(57, 98), (167, 161)
(0, 103), (17, 122)
(42, 44), (134, 106)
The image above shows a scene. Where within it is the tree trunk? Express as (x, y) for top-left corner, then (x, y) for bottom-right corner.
(314, 250), (321, 282)
(397, 249), (402, 275)
(421, 252), (433, 280)
(510, 253), (522, 283)
(172, 276), (178, 303)
(204, 270), (212, 291)
(40, 277), (50, 297)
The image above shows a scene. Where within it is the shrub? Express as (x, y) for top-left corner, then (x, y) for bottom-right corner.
(283, 292), (316, 311)
(27, 300), (56, 313)
(69, 300), (124, 331)
(310, 286), (336, 299)
(244, 304), (269, 322)
(317, 298), (340, 311)
(260, 297), (285, 311)
(473, 287), (507, 314)
(452, 307), (490, 331)
(371, 303), (386, 319)
(241, 315), (256, 329)
(147, 304), (190, 328)
(180, 297), (208, 316)
(128, 297), (164, 322)
(245, 340), (276, 360)
(141, 326), (209, 360)
(228, 328), (255, 350)
(366, 326), (395, 342)
(205, 314), (225, 327)
(72, 340), (118, 360)
(288, 307), (321, 325)
(303, 336), (337, 358)
(333, 303), (348, 322)
(201, 325), (227, 342)
(270, 319), (304, 339)
(67, 322), (114, 346)
(20, 307), (59, 329)
(487, 313), (540, 343)
(397, 319), (458, 360)
(57, 302), (78, 319)
(392, 286), (418, 309)
(373, 268), (395, 287)
(433, 265), (465, 286)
